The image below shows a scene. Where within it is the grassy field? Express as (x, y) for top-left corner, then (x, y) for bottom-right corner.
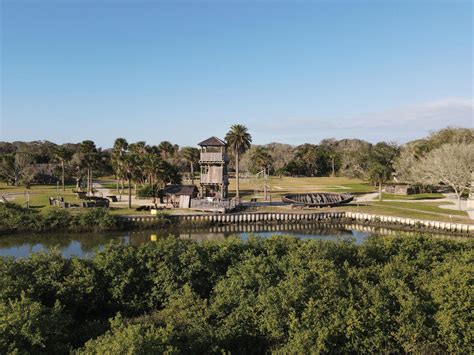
(0, 183), (79, 209)
(341, 205), (469, 223)
(381, 193), (444, 200)
(1, 178), (472, 224)
(225, 176), (375, 200)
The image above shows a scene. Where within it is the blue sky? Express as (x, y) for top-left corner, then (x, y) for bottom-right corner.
(1, 0), (472, 148)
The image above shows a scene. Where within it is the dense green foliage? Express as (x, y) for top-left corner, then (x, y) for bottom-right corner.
(0, 204), (119, 234)
(2, 128), (472, 191)
(0, 204), (170, 234)
(0, 235), (472, 353)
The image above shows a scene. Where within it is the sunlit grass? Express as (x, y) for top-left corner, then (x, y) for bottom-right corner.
(381, 193), (444, 200)
(227, 176), (375, 200)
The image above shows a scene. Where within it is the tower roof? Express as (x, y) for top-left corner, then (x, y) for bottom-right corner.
(198, 136), (227, 147)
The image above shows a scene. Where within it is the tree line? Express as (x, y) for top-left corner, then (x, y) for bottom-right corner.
(0, 235), (472, 353)
(1, 127), (472, 203)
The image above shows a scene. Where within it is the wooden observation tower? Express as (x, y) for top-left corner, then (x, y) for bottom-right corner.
(198, 136), (229, 199)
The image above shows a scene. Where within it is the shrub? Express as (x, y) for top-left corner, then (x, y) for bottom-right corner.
(0, 203), (42, 234)
(41, 208), (73, 231)
(136, 184), (161, 199)
(0, 294), (72, 354)
(72, 208), (118, 232)
(0, 204), (119, 234)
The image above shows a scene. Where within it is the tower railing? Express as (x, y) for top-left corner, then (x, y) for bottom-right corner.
(200, 152), (228, 162)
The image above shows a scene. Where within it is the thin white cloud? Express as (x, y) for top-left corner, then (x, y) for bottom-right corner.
(253, 98), (473, 144)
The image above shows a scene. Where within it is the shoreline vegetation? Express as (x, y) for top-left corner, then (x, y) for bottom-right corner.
(0, 203), (173, 235)
(1, 203), (471, 237)
(1, 234), (472, 353)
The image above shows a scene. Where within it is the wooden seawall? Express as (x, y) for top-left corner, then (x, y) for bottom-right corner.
(118, 211), (473, 236)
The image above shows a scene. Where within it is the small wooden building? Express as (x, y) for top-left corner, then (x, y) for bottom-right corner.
(384, 184), (419, 195)
(163, 185), (198, 208)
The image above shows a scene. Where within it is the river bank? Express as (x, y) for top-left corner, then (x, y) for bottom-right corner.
(2, 202), (472, 237)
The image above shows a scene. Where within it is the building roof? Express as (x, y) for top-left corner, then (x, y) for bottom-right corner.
(162, 184), (197, 196)
(198, 136), (227, 147)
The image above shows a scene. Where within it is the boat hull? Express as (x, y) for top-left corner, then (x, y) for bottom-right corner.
(282, 192), (353, 207)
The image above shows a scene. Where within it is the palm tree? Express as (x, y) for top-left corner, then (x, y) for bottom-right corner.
(112, 138), (129, 194)
(158, 141), (177, 161)
(225, 124), (252, 199)
(53, 147), (73, 191)
(79, 140), (98, 194)
(143, 146), (163, 204)
(128, 142), (147, 194)
(121, 152), (137, 209)
(251, 147), (273, 175)
(181, 147), (200, 185)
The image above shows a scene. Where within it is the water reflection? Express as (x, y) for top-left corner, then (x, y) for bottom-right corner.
(0, 222), (466, 259)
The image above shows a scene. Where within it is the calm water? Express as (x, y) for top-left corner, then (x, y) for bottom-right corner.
(0, 223), (463, 259)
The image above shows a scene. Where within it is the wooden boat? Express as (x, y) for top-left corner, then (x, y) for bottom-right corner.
(282, 192), (353, 207)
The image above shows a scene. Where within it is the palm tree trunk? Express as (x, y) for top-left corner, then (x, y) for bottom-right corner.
(87, 168), (90, 194)
(89, 168), (93, 194)
(236, 151), (240, 199)
(379, 180), (383, 201)
(61, 160), (65, 191)
(190, 162), (194, 185)
(128, 177), (132, 209)
(331, 157), (335, 177)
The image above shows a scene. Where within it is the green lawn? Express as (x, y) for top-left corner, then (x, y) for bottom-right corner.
(381, 193), (444, 200)
(2, 179), (472, 224)
(368, 201), (467, 217)
(100, 181), (131, 190)
(226, 176), (375, 200)
(0, 183), (79, 208)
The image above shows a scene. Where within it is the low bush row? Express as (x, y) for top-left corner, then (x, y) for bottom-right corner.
(0, 203), (170, 234)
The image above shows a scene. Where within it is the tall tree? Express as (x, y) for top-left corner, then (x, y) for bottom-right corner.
(180, 147), (200, 185)
(320, 139), (341, 177)
(225, 124), (252, 199)
(128, 142), (147, 193)
(112, 138), (129, 194)
(143, 146), (163, 204)
(368, 142), (400, 201)
(121, 152), (137, 209)
(250, 147), (273, 175)
(0, 152), (32, 186)
(53, 147), (73, 191)
(414, 143), (474, 209)
(266, 143), (295, 178)
(79, 140), (98, 194)
(158, 141), (178, 161)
